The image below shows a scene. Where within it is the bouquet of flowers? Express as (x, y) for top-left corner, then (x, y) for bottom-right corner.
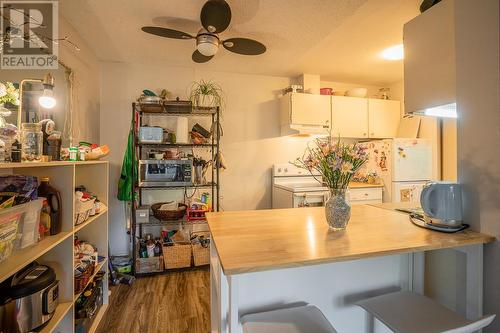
(293, 138), (369, 193)
(0, 82), (20, 106)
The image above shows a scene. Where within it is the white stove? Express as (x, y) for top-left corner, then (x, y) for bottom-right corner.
(272, 164), (329, 208)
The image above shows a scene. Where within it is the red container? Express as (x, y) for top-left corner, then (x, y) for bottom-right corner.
(320, 88), (333, 95)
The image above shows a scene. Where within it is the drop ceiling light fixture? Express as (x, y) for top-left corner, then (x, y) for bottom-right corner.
(380, 44), (404, 60)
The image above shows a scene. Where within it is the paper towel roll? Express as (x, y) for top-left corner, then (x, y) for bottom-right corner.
(176, 117), (189, 144)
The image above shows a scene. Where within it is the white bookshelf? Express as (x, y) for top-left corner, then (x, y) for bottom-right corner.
(0, 161), (109, 333)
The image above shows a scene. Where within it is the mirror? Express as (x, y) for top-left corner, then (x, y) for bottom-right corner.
(0, 67), (69, 133)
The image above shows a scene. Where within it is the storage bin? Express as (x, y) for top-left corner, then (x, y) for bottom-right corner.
(139, 126), (163, 143)
(75, 198), (95, 225)
(191, 231), (210, 266)
(17, 198), (44, 249)
(111, 255), (132, 273)
(135, 255), (164, 274)
(162, 243), (192, 269)
(186, 208), (209, 222)
(0, 209), (21, 262)
(0, 198), (44, 262)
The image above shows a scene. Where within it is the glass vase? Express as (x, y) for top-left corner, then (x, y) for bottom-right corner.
(325, 189), (351, 231)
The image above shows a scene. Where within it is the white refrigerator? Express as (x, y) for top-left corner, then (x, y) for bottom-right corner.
(359, 138), (433, 203)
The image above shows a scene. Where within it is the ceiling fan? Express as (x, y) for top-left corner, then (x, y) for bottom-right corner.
(141, 0), (266, 63)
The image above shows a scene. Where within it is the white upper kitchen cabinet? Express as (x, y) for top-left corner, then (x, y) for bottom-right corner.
(368, 99), (401, 138)
(331, 96), (368, 138)
(280, 92), (331, 135)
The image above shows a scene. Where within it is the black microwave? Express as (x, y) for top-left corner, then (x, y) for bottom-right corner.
(139, 159), (192, 187)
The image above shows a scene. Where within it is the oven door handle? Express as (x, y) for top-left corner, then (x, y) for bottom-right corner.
(293, 193), (329, 198)
(293, 192), (330, 203)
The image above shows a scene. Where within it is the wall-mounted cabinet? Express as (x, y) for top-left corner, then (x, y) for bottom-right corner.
(331, 96), (368, 138)
(280, 93), (401, 138)
(403, 0), (456, 114)
(280, 93), (331, 135)
(367, 99), (401, 138)
(331, 96), (401, 139)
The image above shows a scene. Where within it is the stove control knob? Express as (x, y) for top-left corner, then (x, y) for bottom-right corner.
(277, 168), (282, 173)
(284, 168), (288, 173)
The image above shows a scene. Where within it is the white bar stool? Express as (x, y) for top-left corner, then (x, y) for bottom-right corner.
(356, 291), (495, 333)
(241, 304), (337, 333)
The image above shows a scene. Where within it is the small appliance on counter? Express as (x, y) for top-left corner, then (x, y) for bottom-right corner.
(0, 262), (59, 333)
(409, 181), (468, 233)
(138, 159), (193, 187)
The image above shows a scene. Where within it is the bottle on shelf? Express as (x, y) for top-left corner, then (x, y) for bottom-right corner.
(10, 140), (21, 162)
(38, 177), (62, 235)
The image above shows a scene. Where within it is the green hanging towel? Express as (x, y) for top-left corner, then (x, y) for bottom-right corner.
(117, 128), (136, 202)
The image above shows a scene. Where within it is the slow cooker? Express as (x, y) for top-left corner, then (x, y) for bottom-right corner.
(0, 262), (59, 333)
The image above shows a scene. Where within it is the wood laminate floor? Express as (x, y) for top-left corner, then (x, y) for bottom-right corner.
(96, 268), (210, 333)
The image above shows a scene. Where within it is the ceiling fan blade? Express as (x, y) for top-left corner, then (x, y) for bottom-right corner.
(222, 38), (266, 55)
(141, 26), (194, 39)
(200, 0), (231, 33)
(192, 50), (214, 63)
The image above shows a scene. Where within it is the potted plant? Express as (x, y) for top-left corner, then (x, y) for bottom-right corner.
(189, 79), (224, 110)
(293, 138), (368, 230)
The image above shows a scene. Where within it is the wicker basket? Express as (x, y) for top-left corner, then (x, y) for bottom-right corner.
(191, 231), (210, 266)
(151, 203), (187, 221)
(162, 243), (192, 269)
(74, 263), (95, 294)
(135, 256), (164, 274)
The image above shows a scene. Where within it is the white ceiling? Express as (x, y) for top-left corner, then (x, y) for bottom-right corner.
(60, 0), (420, 85)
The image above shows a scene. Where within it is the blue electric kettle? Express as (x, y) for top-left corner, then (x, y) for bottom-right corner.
(420, 181), (463, 227)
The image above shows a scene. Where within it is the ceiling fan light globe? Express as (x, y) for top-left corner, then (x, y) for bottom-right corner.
(197, 42), (218, 56)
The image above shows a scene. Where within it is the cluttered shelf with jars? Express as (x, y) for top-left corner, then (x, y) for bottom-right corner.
(130, 99), (221, 276)
(0, 161), (109, 333)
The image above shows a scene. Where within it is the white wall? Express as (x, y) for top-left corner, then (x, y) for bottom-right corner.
(101, 63), (324, 255)
(454, 0), (500, 330)
(58, 16), (101, 144)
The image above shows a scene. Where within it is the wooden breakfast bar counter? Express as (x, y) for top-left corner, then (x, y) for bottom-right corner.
(206, 205), (494, 333)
